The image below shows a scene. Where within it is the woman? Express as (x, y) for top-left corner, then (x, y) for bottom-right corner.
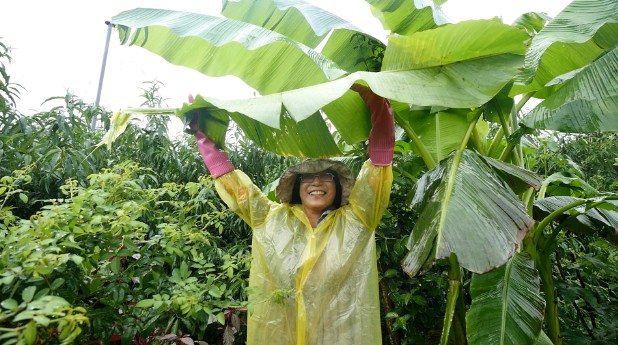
(192, 84), (394, 345)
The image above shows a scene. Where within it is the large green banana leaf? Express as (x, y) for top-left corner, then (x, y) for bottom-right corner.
(521, 46), (618, 132)
(402, 150), (538, 276)
(221, 0), (358, 48)
(382, 20), (528, 70)
(174, 57), (520, 155)
(180, 95), (341, 157)
(513, 0), (618, 96)
(466, 252), (545, 345)
(394, 104), (489, 162)
(112, 8), (526, 157)
(366, 0), (449, 35)
(221, 0), (386, 73)
(111, 8), (346, 94)
(533, 196), (618, 244)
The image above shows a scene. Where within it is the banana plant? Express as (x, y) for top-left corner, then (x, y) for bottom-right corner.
(106, 0), (618, 343)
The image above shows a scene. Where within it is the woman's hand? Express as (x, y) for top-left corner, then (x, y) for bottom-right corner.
(351, 85), (395, 166)
(188, 94), (235, 177)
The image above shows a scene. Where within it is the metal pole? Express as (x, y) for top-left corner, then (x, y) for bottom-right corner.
(92, 20), (113, 130)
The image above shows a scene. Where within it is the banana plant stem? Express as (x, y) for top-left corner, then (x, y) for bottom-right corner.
(394, 112), (436, 169)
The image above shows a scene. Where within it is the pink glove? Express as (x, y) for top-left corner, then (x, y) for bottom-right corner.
(189, 95), (235, 177)
(351, 85), (395, 166)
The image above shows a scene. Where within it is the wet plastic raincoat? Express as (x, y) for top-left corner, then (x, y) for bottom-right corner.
(215, 160), (392, 345)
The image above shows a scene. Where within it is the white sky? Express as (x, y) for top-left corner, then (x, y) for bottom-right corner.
(1, 0), (571, 117)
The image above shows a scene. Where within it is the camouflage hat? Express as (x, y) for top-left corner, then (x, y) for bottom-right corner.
(276, 159), (355, 205)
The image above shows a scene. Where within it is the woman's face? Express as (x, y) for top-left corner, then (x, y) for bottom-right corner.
(298, 171), (337, 213)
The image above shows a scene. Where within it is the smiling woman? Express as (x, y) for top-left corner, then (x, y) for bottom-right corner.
(189, 84), (394, 344)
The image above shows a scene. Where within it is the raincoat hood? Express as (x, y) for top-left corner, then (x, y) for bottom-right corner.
(276, 159), (355, 206)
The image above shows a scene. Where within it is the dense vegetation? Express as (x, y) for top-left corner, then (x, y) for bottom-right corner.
(2, 0), (618, 343)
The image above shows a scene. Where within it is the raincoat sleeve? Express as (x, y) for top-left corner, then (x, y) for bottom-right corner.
(214, 170), (273, 228)
(348, 160), (393, 230)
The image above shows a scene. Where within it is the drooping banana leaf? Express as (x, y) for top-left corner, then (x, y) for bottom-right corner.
(112, 8), (527, 157)
(466, 252), (545, 345)
(513, 0), (618, 95)
(366, 0), (449, 35)
(395, 105), (488, 163)
(521, 46), (618, 133)
(111, 8), (347, 94)
(382, 20), (529, 70)
(222, 0), (386, 73)
(180, 95), (341, 157)
(171, 57), (520, 156)
(479, 155), (543, 194)
(221, 0), (358, 48)
(402, 149), (535, 276)
(533, 196), (618, 244)
(532, 331), (553, 345)
(538, 172), (598, 198)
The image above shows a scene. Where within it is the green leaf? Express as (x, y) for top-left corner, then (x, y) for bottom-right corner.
(515, 0), (618, 92)
(32, 315), (51, 327)
(217, 311), (226, 325)
(533, 197), (618, 244)
(480, 155), (543, 194)
(367, 0), (448, 35)
(51, 277), (65, 290)
(21, 286), (36, 303)
(1, 298), (18, 310)
(24, 321), (37, 345)
(135, 299), (155, 308)
(466, 252), (545, 345)
(395, 106), (480, 162)
(180, 94), (341, 157)
(111, 8), (346, 94)
(402, 150), (533, 276)
(522, 47), (618, 133)
(382, 20), (528, 70)
(208, 286), (223, 298)
(19, 193), (28, 204)
(110, 256), (121, 274)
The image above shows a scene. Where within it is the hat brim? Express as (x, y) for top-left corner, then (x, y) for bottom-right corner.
(275, 159), (354, 205)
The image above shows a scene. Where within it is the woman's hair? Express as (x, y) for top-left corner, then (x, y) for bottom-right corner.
(290, 170), (342, 208)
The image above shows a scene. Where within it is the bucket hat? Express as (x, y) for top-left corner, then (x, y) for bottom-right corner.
(276, 159), (355, 206)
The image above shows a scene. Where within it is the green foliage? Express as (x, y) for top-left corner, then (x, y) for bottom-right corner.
(0, 92), (208, 219)
(0, 41), (23, 114)
(0, 161), (251, 344)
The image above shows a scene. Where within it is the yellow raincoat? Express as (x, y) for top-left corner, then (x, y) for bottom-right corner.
(215, 160), (392, 345)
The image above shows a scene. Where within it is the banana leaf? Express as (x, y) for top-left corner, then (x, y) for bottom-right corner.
(395, 106), (489, 162)
(521, 47), (618, 133)
(466, 252), (545, 345)
(112, 8), (527, 157)
(222, 0), (386, 72)
(366, 0), (449, 35)
(513, 0), (618, 95)
(402, 150), (536, 276)
(533, 196), (618, 244)
(111, 8), (346, 94)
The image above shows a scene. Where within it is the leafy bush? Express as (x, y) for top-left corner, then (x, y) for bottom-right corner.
(0, 161), (250, 344)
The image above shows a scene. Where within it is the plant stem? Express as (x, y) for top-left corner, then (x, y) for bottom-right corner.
(394, 112), (436, 169)
(378, 259), (400, 345)
(536, 243), (563, 345)
(487, 127), (504, 158)
(471, 125), (486, 156)
(440, 254), (466, 345)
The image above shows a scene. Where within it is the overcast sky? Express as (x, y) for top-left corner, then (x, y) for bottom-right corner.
(1, 0), (571, 117)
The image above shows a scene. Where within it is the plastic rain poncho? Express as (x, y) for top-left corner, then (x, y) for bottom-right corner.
(215, 160), (392, 345)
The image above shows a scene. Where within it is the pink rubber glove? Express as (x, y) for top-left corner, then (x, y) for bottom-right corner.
(351, 84), (395, 166)
(189, 95), (235, 177)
